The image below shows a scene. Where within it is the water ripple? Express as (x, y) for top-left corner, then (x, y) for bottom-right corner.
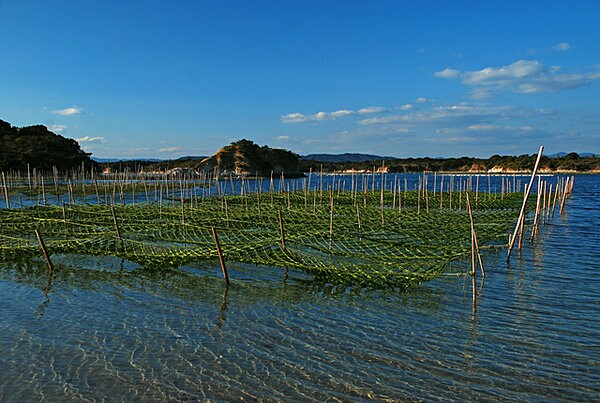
(0, 175), (599, 400)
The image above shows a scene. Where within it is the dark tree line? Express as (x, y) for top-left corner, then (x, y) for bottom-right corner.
(299, 152), (600, 173)
(0, 119), (93, 171)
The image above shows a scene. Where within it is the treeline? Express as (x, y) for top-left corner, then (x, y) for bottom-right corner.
(99, 152), (600, 175)
(0, 119), (93, 171)
(98, 157), (201, 173)
(299, 152), (600, 173)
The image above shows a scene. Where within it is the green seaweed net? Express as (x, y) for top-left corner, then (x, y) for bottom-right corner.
(0, 190), (527, 288)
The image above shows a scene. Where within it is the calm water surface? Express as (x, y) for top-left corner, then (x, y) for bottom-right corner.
(0, 175), (598, 401)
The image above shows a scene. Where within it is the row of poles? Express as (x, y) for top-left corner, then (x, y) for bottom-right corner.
(7, 148), (576, 300)
(1, 163), (535, 211)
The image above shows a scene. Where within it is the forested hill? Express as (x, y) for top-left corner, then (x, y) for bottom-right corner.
(0, 119), (92, 171)
(196, 139), (303, 177)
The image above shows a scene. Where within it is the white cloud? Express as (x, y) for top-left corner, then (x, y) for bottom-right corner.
(398, 104), (413, 110)
(52, 106), (82, 116)
(553, 42), (571, 52)
(49, 124), (67, 133)
(434, 68), (460, 79)
(330, 109), (354, 119)
(314, 111), (328, 120)
(416, 97), (427, 103)
(462, 60), (544, 85)
(360, 103), (519, 128)
(468, 124), (500, 131)
(435, 59), (600, 95)
(282, 106), (387, 123)
(275, 135), (290, 140)
(159, 146), (183, 153)
(76, 136), (106, 143)
(360, 115), (404, 125)
(281, 113), (307, 123)
(358, 106), (387, 114)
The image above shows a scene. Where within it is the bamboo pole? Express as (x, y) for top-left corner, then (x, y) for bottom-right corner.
(1, 171), (9, 209)
(111, 206), (122, 241)
(518, 205), (525, 252)
(211, 226), (230, 285)
(530, 177), (543, 241)
(552, 179), (560, 218)
(559, 176), (570, 214)
(329, 191), (334, 252)
(41, 176), (46, 205)
(35, 229), (54, 274)
(507, 146), (544, 261)
(425, 174), (429, 214)
(278, 209), (286, 252)
(439, 175), (444, 210)
(466, 192), (485, 277)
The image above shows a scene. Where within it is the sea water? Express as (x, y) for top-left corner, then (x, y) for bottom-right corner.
(0, 175), (598, 401)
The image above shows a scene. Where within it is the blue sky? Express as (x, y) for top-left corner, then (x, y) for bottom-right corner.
(1, 1), (599, 159)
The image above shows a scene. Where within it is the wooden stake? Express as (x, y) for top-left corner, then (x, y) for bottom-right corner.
(111, 206), (122, 240)
(329, 191), (334, 251)
(35, 229), (54, 274)
(1, 171), (9, 209)
(507, 146), (544, 261)
(530, 177), (543, 240)
(211, 227), (230, 285)
(466, 192), (485, 277)
(278, 209), (286, 252)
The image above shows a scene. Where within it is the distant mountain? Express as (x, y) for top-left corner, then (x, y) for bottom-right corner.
(175, 155), (206, 161)
(302, 153), (397, 163)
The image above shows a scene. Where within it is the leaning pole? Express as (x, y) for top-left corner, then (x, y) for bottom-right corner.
(507, 145), (544, 262)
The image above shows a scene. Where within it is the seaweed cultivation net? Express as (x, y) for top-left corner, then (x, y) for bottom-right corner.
(0, 190), (527, 288)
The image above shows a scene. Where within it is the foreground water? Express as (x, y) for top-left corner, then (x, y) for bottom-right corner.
(0, 175), (598, 401)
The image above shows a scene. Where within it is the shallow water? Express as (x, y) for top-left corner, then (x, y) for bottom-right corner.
(0, 175), (598, 401)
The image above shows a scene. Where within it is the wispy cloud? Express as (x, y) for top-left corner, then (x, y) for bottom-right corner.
(467, 124), (501, 131)
(358, 106), (387, 114)
(360, 103), (514, 127)
(49, 124), (67, 133)
(434, 68), (460, 79)
(359, 115), (404, 126)
(281, 106), (387, 123)
(330, 109), (354, 119)
(435, 59), (600, 96)
(553, 42), (571, 52)
(159, 146), (183, 153)
(274, 135), (290, 140)
(52, 106), (82, 116)
(76, 136), (106, 143)
(280, 113), (307, 123)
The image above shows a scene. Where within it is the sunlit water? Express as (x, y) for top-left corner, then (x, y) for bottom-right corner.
(1, 175), (598, 401)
